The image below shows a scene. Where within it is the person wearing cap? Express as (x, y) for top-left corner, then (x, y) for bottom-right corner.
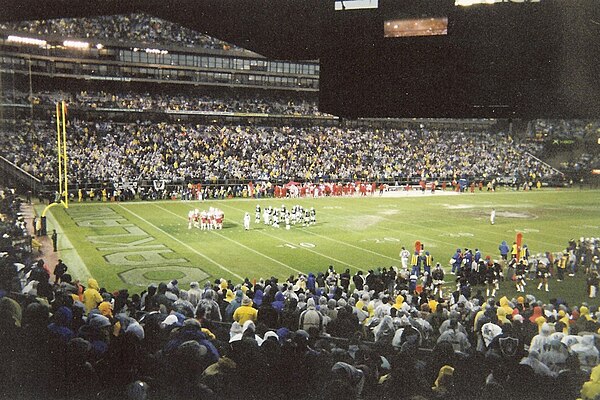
(232, 296), (257, 325)
(53, 259), (68, 285)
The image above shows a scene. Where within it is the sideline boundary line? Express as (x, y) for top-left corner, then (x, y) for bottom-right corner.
(45, 207), (92, 280)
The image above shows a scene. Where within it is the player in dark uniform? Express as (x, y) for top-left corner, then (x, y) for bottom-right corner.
(515, 260), (527, 293)
(432, 263), (445, 298)
(485, 259), (500, 298)
(255, 204), (261, 224)
(536, 261), (550, 292)
(303, 209), (310, 226)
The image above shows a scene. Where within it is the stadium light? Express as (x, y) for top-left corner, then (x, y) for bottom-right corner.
(455, 0), (539, 5)
(145, 48), (168, 55)
(63, 40), (90, 49)
(6, 35), (47, 47)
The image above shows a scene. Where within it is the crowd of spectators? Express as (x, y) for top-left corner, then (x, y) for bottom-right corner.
(0, 13), (240, 51)
(2, 89), (326, 116)
(531, 119), (600, 139)
(0, 119), (557, 186)
(1, 225), (600, 399)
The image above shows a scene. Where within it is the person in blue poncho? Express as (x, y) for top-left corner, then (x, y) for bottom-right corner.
(451, 248), (463, 275)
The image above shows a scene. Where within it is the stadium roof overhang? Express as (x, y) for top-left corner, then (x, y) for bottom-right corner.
(2, 0), (600, 118)
(0, 0), (328, 60)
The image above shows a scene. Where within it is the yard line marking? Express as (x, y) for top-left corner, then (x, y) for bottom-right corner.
(153, 205), (304, 275)
(298, 228), (400, 263)
(394, 214), (564, 249)
(257, 229), (359, 270)
(346, 201), (534, 249)
(215, 199), (400, 263)
(448, 223), (563, 248)
(46, 208), (92, 280)
(342, 201), (569, 255)
(331, 212), (462, 249)
(117, 204), (244, 281)
(215, 202), (360, 269)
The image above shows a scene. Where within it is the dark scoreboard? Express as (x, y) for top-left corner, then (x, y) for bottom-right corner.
(319, 0), (600, 119)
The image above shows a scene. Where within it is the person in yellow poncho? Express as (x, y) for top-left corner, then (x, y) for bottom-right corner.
(498, 296), (514, 317)
(98, 301), (121, 337)
(581, 363), (600, 399)
(392, 294), (406, 312)
(83, 278), (103, 314)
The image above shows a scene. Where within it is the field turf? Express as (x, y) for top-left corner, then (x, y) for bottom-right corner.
(45, 188), (600, 306)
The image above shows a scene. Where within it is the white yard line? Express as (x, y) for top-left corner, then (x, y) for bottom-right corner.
(216, 201), (400, 263)
(117, 204), (244, 281)
(353, 201), (566, 249)
(217, 202), (360, 269)
(298, 228), (400, 263)
(257, 229), (359, 270)
(45, 208), (92, 281)
(153, 204), (305, 275)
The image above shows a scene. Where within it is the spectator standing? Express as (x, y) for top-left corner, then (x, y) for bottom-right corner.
(51, 229), (58, 252)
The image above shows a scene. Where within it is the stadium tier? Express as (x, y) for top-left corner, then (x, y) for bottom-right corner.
(0, 119), (558, 186)
(0, 13), (240, 51)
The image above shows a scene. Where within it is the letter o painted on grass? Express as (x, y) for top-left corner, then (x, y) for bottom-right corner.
(119, 266), (210, 288)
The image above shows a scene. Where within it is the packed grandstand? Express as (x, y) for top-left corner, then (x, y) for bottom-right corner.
(1, 11), (600, 400)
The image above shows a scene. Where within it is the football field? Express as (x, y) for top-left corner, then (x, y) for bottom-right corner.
(45, 188), (600, 305)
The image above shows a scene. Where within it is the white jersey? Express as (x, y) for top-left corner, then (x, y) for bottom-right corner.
(400, 249), (410, 269)
(244, 213), (251, 230)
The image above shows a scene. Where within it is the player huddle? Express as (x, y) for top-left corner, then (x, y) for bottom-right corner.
(188, 207), (224, 230)
(254, 204), (316, 230)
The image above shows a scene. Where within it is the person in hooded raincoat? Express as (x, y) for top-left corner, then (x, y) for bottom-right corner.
(529, 322), (553, 355)
(83, 278), (103, 314)
(581, 364), (600, 400)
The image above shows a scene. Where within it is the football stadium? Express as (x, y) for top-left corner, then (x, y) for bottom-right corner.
(1, 1), (600, 399)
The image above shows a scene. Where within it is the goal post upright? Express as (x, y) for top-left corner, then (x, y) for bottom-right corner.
(61, 101), (68, 208)
(42, 101), (69, 219)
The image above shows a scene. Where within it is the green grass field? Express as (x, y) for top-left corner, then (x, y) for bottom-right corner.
(45, 188), (600, 305)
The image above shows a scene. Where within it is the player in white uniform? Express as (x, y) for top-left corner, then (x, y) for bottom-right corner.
(194, 209), (200, 229)
(215, 209), (224, 230)
(188, 210), (195, 229)
(285, 211), (291, 230)
(200, 210), (208, 230)
(263, 207), (270, 225)
(310, 207), (316, 225)
(490, 208), (496, 225)
(272, 209), (280, 228)
(244, 212), (251, 230)
(399, 247), (410, 270)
